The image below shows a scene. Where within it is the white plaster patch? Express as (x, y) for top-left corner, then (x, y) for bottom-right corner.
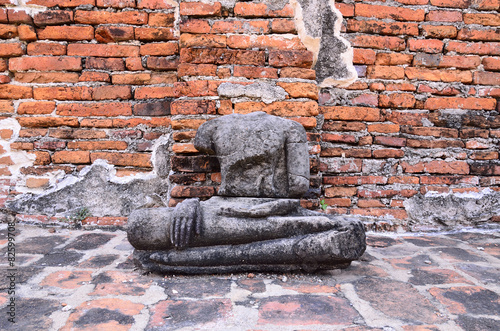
(5, 0), (48, 17)
(218, 82), (288, 104)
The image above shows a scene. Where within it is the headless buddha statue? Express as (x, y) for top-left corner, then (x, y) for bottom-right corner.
(127, 112), (366, 273)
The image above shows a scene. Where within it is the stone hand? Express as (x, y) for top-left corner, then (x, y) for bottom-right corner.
(170, 198), (202, 249)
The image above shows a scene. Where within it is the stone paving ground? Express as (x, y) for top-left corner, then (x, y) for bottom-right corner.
(0, 223), (499, 331)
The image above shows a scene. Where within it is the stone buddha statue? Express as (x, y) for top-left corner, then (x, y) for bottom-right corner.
(127, 112), (366, 273)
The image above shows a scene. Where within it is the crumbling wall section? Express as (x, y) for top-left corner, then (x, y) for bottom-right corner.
(0, 0), (499, 231)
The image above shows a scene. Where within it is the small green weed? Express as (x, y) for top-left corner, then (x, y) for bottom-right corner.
(320, 199), (328, 211)
(59, 207), (92, 228)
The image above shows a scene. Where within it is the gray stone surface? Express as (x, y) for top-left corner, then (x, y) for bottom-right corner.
(195, 112), (310, 198)
(405, 190), (500, 227)
(128, 113), (366, 274)
(7, 135), (172, 218)
(217, 82), (288, 104)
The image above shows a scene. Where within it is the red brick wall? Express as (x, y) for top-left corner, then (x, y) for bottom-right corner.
(0, 0), (499, 229)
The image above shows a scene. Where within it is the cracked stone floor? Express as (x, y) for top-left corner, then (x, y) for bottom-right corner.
(0, 223), (499, 330)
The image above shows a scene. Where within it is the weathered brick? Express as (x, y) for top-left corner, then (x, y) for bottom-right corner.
(10, 56), (81, 72)
(472, 0), (500, 10)
(422, 25), (458, 39)
(324, 176), (387, 185)
(7, 9), (32, 24)
(277, 82), (318, 100)
(353, 49), (376, 65)
(34, 86), (92, 101)
(49, 128), (106, 139)
(180, 2), (221, 16)
(348, 35), (406, 51)
(347, 20), (419, 36)
(34, 140), (66, 150)
(74, 10), (148, 25)
(57, 103), (133, 117)
(180, 48), (265, 65)
(405, 67), (472, 83)
(367, 66), (405, 80)
(125, 57), (144, 71)
(67, 44), (140, 57)
(96, 0), (136, 8)
(0, 85), (32, 99)
(172, 143), (198, 154)
(426, 10), (463, 22)
(0, 8), (6, 23)
(149, 12), (175, 27)
(134, 86), (176, 99)
(373, 136), (406, 147)
(37, 25), (93, 41)
(112, 73), (151, 85)
(86, 57), (125, 71)
(133, 101), (171, 117)
(34, 10), (73, 26)
(464, 13), (500, 26)
(409, 39), (444, 53)
(367, 124), (400, 133)
(150, 73), (177, 84)
(174, 80), (219, 97)
(91, 152), (151, 167)
(234, 3), (294, 18)
(320, 106), (381, 121)
(321, 133), (357, 144)
(146, 57), (179, 70)
(140, 43), (178, 56)
(180, 19), (211, 34)
(0, 24), (18, 39)
(430, 0), (472, 8)
(473, 71), (500, 85)
(93, 86), (131, 100)
(355, 4), (425, 21)
(68, 141), (127, 150)
(375, 53), (413, 66)
(95, 26), (134, 43)
(234, 101), (318, 117)
(53, 151), (90, 164)
(178, 63), (217, 77)
(0, 100), (14, 113)
(228, 34), (305, 50)
(180, 33), (226, 48)
(79, 72), (110, 83)
(135, 27), (177, 41)
(482, 57), (500, 71)
(26, 0), (94, 7)
(269, 50), (313, 68)
(379, 93), (416, 108)
(213, 20), (269, 34)
(280, 67), (316, 80)
(17, 25), (37, 41)
(234, 66), (278, 79)
(171, 100), (216, 115)
(324, 187), (358, 198)
(27, 42), (66, 56)
(0, 42), (24, 57)
(271, 19), (295, 34)
(425, 97), (496, 110)
(406, 139), (464, 148)
(137, 0), (174, 10)
(401, 126), (458, 138)
(80, 118), (113, 128)
(171, 185), (215, 198)
(414, 54), (481, 69)
(18, 117), (79, 128)
(458, 28), (500, 42)
(446, 41), (500, 55)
